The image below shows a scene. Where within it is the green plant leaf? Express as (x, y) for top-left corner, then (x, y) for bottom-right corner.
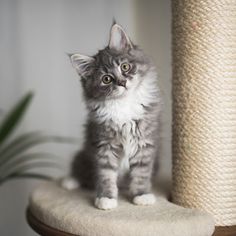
(0, 92), (33, 145)
(0, 173), (53, 185)
(0, 132), (44, 166)
(0, 161), (61, 183)
(0, 132), (77, 166)
(0, 152), (62, 174)
(0, 132), (40, 157)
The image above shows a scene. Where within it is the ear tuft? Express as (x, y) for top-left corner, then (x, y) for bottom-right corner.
(70, 54), (94, 77)
(112, 17), (117, 26)
(108, 24), (133, 52)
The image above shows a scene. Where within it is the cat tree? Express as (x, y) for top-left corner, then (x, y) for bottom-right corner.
(27, 0), (236, 235)
(171, 0), (236, 233)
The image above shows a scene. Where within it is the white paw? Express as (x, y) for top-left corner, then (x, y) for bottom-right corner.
(95, 197), (118, 210)
(61, 177), (79, 190)
(133, 193), (156, 206)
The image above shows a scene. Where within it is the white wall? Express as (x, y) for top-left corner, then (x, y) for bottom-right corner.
(0, 1), (171, 235)
(134, 0), (172, 182)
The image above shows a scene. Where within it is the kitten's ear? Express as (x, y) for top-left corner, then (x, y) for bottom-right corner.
(108, 24), (133, 51)
(70, 53), (94, 77)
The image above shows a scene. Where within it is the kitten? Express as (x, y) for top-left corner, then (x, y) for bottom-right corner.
(63, 23), (162, 210)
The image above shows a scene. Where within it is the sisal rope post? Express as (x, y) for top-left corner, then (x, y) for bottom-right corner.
(172, 0), (236, 226)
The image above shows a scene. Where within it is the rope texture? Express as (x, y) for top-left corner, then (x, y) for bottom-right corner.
(172, 0), (236, 226)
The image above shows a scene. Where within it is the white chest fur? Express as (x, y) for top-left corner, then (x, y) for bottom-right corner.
(96, 92), (144, 126)
(119, 121), (139, 176)
(93, 75), (157, 127)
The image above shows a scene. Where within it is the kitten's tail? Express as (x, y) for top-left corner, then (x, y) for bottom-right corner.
(60, 176), (80, 190)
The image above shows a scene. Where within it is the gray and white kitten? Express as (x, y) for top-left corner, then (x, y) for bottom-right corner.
(63, 23), (162, 210)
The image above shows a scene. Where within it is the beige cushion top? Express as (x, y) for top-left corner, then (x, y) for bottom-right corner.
(29, 181), (215, 236)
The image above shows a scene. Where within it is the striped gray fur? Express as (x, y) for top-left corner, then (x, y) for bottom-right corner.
(70, 23), (162, 209)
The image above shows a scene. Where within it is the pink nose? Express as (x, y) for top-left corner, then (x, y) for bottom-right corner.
(117, 80), (127, 88)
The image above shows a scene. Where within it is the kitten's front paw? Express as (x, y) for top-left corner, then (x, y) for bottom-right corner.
(133, 193), (156, 206)
(95, 197), (118, 210)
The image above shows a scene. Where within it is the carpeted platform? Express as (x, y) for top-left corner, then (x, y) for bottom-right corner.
(29, 181), (215, 236)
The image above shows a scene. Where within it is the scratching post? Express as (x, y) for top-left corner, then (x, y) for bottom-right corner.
(172, 0), (236, 227)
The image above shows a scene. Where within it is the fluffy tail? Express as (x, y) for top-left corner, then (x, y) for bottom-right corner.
(60, 176), (80, 190)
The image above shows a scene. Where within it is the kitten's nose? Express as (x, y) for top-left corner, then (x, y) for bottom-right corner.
(117, 79), (127, 88)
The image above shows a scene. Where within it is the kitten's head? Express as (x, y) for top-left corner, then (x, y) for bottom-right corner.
(70, 23), (152, 100)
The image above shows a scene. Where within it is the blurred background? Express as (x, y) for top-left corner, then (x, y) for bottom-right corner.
(0, 0), (171, 235)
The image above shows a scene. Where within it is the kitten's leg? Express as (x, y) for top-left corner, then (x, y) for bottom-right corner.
(129, 146), (156, 205)
(71, 150), (96, 189)
(95, 146), (119, 210)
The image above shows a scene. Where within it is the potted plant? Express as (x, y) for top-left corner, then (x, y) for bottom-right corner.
(0, 92), (75, 185)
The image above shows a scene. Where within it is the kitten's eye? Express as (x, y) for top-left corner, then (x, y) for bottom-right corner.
(121, 63), (131, 72)
(102, 75), (113, 84)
